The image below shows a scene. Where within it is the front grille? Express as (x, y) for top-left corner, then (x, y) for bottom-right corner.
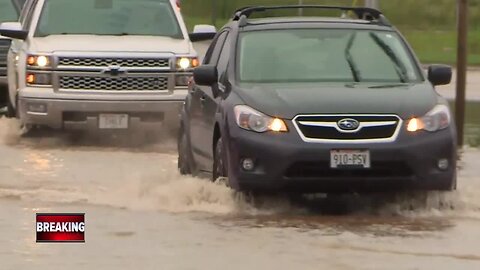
(0, 39), (12, 77)
(59, 76), (169, 91)
(295, 115), (400, 141)
(285, 161), (413, 179)
(58, 57), (170, 68)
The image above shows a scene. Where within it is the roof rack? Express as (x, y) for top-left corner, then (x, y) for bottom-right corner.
(232, 5), (391, 27)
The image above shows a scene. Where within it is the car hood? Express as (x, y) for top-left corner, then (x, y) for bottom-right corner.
(235, 83), (440, 120)
(29, 35), (193, 54)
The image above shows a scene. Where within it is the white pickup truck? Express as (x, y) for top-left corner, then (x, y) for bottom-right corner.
(0, 0), (215, 132)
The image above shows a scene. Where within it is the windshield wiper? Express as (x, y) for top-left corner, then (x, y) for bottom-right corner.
(369, 32), (408, 83)
(345, 32), (361, 82)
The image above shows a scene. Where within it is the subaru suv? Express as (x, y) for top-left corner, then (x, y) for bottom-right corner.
(178, 6), (457, 193)
(0, 0), (215, 132)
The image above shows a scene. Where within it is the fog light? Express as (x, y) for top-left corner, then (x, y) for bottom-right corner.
(438, 159), (449, 170)
(27, 103), (47, 113)
(175, 75), (192, 86)
(241, 158), (255, 171)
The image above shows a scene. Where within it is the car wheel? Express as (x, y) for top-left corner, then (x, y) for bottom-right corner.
(213, 137), (227, 182)
(178, 127), (193, 175)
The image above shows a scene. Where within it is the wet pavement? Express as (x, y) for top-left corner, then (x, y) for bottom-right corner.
(0, 70), (480, 269)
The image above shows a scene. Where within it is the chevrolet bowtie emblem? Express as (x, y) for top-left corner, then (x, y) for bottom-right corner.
(102, 65), (127, 76)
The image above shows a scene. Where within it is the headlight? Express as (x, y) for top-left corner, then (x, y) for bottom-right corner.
(176, 57), (199, 70)
(407, 104), (451, 132)
(27, 55), (52, 68)
(234, 105), (288, 133)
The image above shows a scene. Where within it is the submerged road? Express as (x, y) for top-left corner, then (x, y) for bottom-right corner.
(0, 115), (480, 270)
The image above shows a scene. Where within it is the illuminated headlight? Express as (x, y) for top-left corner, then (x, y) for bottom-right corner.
(234, 105), (288, 133)
(26, 73), (52, 85)
(176, 57), (199, 70)
(27, 55), (52, 68)
(407, 104), (451, 132)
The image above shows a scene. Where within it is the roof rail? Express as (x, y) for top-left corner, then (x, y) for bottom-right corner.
(232, 5), (391, 26)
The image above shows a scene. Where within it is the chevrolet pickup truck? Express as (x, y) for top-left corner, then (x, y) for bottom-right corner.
(0, 0), (215, 133)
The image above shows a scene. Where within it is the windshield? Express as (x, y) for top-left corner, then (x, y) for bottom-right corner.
(0, 0), (22, 23)
(238, 29), (422, 84)
(35, 0), (183, 38)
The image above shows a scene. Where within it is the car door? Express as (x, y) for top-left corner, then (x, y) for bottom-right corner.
(196, 31), (232, 172)
(189, 30), (229, 171)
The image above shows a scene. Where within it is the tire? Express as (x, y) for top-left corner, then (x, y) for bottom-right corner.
(178, 127), (193, 175)
(212, 137), (227, 182)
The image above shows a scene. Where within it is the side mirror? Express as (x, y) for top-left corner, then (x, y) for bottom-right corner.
(193, 65), (217, 86)
(189, 25), (217, 42)
(428, 65), (452, 86)
(0, 22), (28, 40)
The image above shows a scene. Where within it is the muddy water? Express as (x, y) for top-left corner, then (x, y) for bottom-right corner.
(0, 108), (479, 269)
(0, 88), (480, 267)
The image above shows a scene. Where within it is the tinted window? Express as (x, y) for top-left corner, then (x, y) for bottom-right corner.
(35, 0), (182, 38)
(0, 0), (24, 22)
(216, 33), (231, 75)
(238, 29), (421, 83)
(204, 31), (228, 65)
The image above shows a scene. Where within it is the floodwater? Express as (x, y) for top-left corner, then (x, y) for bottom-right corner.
(0, 82), (480, 269)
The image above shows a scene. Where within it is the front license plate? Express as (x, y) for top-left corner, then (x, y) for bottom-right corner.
(330, 150), (371, 169)
(99, 114), (129, 129)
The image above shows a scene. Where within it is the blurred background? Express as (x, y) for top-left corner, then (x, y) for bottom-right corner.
(180, 0), (480, 66)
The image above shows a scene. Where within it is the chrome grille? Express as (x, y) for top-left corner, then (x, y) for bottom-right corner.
(59, 76), (169, 91)
(58, 57), (170, 68)
(0, 39), (11, 77)
(294, 115), (401, 142)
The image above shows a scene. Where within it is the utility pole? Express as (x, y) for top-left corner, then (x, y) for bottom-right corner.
(298, 0), (304, 16)
(456, 0), (468, 147)
(211, 0), (217, 27)
(365, 0), (379, 9)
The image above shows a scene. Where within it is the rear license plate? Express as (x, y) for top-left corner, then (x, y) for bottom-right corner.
(99, 114), (129, 129)
(330, 150), (371, 169)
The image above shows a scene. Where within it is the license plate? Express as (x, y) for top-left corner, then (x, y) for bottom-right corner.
(99, 114), (129, 129)
(330, 150), (370, 169)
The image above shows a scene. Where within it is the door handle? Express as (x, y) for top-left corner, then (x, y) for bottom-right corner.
(200, 96), (207, 102)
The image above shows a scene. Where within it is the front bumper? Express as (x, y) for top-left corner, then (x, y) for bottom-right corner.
(226, 122), (457, 193)
(18, 87), (187, 130)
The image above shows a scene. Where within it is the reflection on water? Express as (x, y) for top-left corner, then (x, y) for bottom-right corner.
(213, 214), (455, 237)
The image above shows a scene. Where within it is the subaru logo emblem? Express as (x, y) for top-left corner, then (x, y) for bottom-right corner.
(337, 118), (360, 131)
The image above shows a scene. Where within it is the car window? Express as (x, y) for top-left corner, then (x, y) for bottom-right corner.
(238, 29), (422, 84)
(204, 31), (228, 65)
(216, 33), (231, 77)
(35, 0), (183, 38)
(0, 0), (24, 22)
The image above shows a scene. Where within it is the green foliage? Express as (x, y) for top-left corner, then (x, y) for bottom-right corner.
(181, 0), (480, 65)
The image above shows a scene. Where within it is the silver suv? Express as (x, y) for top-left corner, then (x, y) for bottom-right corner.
(0, 0), (215, 131)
